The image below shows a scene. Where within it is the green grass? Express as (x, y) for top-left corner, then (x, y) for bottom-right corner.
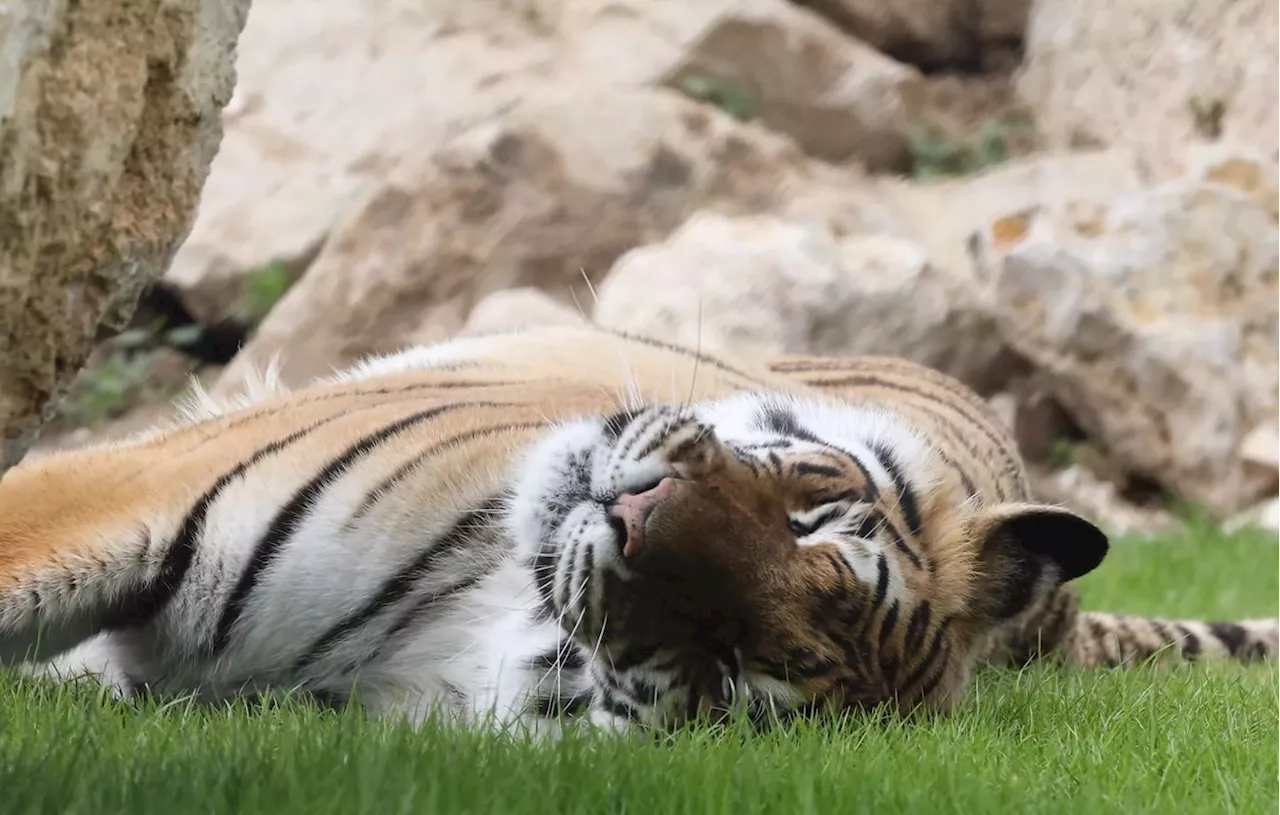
(2, 526), (1276, 815)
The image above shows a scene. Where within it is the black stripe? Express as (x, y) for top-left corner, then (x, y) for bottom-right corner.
(373, 571), (490, 658)
(616, 409), (669, 462)
(1086, 617), (1119, 667)
(853, 511), (884, 540)
(632, 414), (694, 463)
(757, 404), (809, 440)
(293, 497), (504, 674)
(903, 601), (932, 653)
(736, 439), (794, 452)
(809, 489), (857, 507)
(899, 619), (949, 695)
(767, 450), (785, 475)
(171, 379), (525, 452)
(578, 538), (596, 635)
(914, 643), (952, 702)
(822, 550), (851, 588)
(527, 642), (586, 672)
(534, 692), (592, 718)
(878, 600), (900, 648)
(346, 418), (543, 525)
(1149, 619), (1176, 658)
(1174, 623), (1201, 659)
(209, 404), (468, 655)
(105, 416), (345, 631)
(607, 329), (775, 387)
(1208, 622), (1249, 657)
(870, 443), (923, 537)
(841, 451), (883, 506)
(598, 688), (642, 721)
(556, 532), (582, 613)
(805, 374), (1019, 487)
(870, 552), (890, 612)
(872, 508), (923, 571)
(609, 641), (661, 673)
(603, 410), (638, 442)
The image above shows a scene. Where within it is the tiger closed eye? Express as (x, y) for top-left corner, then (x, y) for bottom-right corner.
(788, 519), (816, 536)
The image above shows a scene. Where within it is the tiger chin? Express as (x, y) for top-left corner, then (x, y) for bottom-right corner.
(0, 326), (1273, 738)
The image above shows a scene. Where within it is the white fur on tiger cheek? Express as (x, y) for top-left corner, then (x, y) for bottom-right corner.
(506, 417), (607, 562)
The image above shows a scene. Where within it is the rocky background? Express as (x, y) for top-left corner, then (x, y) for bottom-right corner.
(32, 0), (1280, 537)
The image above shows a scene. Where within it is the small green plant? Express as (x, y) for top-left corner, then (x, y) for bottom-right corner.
(908, 116), (1030, 182)
(61, 319), (198, 427)
(1188, 96), (1227, 140)
(230, 261), (293, 327)
(1048, 437), (1081, 470)
(1163, 495), (1217, 528)
(679, 74), (756, 123)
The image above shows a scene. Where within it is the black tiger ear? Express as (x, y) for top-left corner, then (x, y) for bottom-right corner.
(969, 504), (1109, 621)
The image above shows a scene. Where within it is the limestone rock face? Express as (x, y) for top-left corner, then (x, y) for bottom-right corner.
(971, 147), (1280, 518)
(459, 288), (588, 338)
(212, 86), (810, 394)
(593, 210), (1001, 384)
(161, 1), (559, 327)
(1017, 0), (1279, 168)
(167, 0), (922, 330)
(0, 0), (250, 472)
(558, 0), (922, 166)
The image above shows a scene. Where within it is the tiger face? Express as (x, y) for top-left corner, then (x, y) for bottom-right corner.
(508, 393), (1109, 731)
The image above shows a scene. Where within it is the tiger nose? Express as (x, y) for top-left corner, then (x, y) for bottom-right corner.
(608, 477), (678, 558)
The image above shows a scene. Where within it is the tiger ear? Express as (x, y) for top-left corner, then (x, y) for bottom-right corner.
(968, 503), (1109, 621)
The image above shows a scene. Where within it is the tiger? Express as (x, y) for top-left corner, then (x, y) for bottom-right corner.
(0, 325), (1273, 734)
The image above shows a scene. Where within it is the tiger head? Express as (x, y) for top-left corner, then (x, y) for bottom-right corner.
(509, 393), (1109, 731)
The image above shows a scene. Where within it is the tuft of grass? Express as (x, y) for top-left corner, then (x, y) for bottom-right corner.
(679, 74), (757, 123)
(230, 261), (293, 328)
(1, 526), (1275, 815)
(908, 116), (1031, 182)
(60, 319), (200, 427)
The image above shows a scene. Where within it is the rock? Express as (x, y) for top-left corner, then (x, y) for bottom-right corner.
(1028, 465), (1179, 538)
(556, 0), (921, 166)
(212, 86), (810, 395)
(775, 149), (1153, 393)
(971, 148), (1280, 518)
(459, 288), (588, 337)
(1224, 496), (1280, 535)
(873, 148), (1153, 283)
(163, 0), (559, 326)
(0, 0), (250, 474)
(560, 0), (921, 167)
(593, 211), (1003, 385)
(1239, 424), (1279, 472)
(1017, 0), (1278, 167)
(790, 0), (1031, 71)
(986, 392), (1017, 432)
(168, 0), (922, 327)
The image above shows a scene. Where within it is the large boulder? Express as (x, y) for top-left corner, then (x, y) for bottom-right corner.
(557, 0), (922, 167)
(0, 0), (250, 473)
(970, 146), (1279, 518)
(593, 210), (1004, 388)
(211, 86), (812, 394)
(166, 0), (924, 332)
(1017, 0), (1278, 167)
(162, 0), (559, 327)
(459, 288), (588, 338)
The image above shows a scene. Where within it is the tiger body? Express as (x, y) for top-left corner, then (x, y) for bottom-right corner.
(0, 326), (1273, 733)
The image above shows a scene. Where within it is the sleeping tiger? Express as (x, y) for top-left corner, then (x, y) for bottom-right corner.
(0, 326), (1273, 734)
